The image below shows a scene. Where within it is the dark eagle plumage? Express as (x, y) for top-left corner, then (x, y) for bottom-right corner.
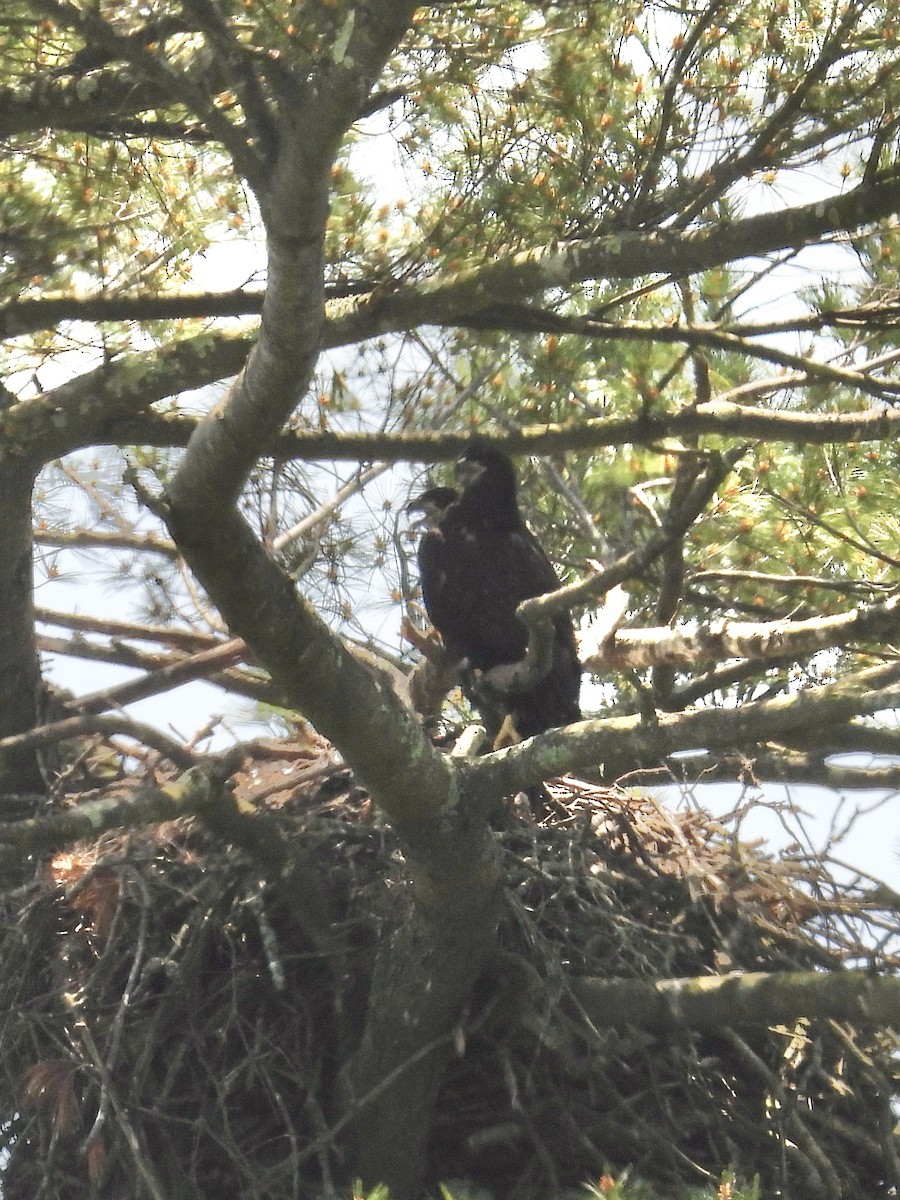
(409, 446), (581, 741)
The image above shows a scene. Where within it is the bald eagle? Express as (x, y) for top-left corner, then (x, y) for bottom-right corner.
(409, 446), (581, 742)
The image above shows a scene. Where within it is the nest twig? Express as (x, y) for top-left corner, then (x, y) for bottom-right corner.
(0, 745), (896, 1200)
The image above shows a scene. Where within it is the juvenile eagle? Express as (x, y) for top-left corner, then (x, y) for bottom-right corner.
(409, 445), (581, 742)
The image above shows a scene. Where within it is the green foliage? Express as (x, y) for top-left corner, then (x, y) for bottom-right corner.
(365, 1166), (763, 1200)
(580, 1167), (761, 1200)
(4, 1), (900, 698)
(352, 1182), (392, 1200)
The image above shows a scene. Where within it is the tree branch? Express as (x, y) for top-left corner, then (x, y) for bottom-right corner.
(0, 712), (196, 769)
(622, 746), (900, 791)
(465, 660), (900, 795)
(324, 171), (900, 346)
(521, 447), (745, 623)
(99, 400), (900, 468)
(163, 502), (456, 841)
(457, 305), (900, 404)
(570, 970), (900, 1034)
(37, 632), (278, 707)
(33, 0), (268, 187)
(582, 594), (900, 674)
(0, 70), (170, 139)
(64, 638), (249, 715)
(0, 459), (42, 791)
(36, 609), (211, 650)
(34, 527), (178, 558)
(6, 288), (900, 345)
(4, 332), (250, 462)
(0, 290), (264, 340)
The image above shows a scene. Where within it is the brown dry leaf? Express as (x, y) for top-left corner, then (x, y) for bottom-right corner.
(72, 868), (121, 941)
(85, 1135), (107, 1183)
(22, 1059), (78, 1135)
(48, 850), (93, 889)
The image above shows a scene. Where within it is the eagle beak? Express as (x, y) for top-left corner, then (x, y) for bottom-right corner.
(406, 498), (429, 529)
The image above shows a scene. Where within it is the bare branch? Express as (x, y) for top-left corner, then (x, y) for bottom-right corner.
(622, 746), (900, 790)
(65, 638), (248, 715)
(0, 712), (196, 769)
(272, 463), (390, 554)
(0, 752), (243, 849)
(36, 608), (215, 651)
(36, 633), (277, 706)
(582, 594), (900, 674)
(467, 660), (900, 795)
(571, 970), (900, 1034)
(101, 400), (900, 468)
(0, 290), (262, 339)
(689, 569), (892, 597)
(34, 527), (178, 558)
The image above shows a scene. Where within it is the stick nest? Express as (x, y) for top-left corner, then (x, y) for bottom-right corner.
(0, 743), (896, 1200)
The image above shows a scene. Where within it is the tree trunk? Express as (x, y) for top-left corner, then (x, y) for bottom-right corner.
(0, 456), (42, 795)
(342, 823), (503, 1198)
